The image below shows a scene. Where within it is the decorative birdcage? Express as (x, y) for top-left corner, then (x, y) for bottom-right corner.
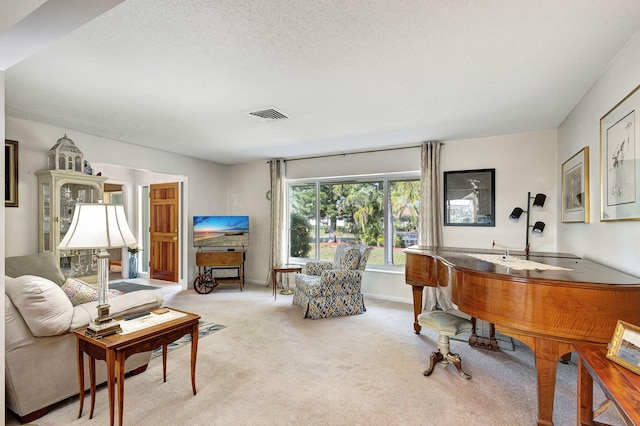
(47, 134), (84, 172)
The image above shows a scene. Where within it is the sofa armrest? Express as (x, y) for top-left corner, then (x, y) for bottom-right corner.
(305, 261), (335, 276)
(70, 290), (164, 330)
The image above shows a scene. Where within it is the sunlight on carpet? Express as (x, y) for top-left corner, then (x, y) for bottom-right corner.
(151, 321), (225, 359)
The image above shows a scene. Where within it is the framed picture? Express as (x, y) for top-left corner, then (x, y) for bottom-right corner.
(600, 84), (640, 221)
(5, 140), (18, 207)
(561, 147), (589, 223)
(444, 168), (495, 227)
(607, 320), (640, 375)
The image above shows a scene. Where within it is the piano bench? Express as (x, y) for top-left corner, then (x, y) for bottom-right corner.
(418, 311), (473, 380)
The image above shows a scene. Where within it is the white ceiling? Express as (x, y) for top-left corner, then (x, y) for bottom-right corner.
(4, 0), (640, 165)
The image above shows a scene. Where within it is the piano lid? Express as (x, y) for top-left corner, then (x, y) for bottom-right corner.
(404, 245), (640, 287)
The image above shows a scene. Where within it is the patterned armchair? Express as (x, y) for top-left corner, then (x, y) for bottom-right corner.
(293, 243), (372, 319)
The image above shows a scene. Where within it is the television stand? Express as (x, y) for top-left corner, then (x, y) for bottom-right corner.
(194, 250), (245, 294)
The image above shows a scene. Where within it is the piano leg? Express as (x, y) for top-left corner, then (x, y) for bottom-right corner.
(411, 285), (424, 334)
(535, 356), (558, 426)
(498, 329), (574, 426)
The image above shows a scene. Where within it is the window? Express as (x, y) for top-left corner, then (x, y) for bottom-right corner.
(288, 174), (419, 267)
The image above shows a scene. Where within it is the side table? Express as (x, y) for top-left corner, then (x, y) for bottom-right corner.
(75, 308), (201, 426)
(272, 265), (302, 299)
(575, 342), (640, 425)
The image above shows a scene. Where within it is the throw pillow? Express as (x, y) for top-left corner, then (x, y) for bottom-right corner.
(5, 252), (66, 285)
(5, 275), (74, 337)
(60, 277), (123, 306)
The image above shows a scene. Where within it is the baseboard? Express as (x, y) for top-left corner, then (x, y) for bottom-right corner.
(362, 292), (412, 305)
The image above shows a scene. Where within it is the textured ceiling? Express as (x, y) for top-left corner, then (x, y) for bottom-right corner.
(4, 0), (640, 165)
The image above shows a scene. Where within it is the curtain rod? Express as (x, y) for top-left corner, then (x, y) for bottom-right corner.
(276, 145), (423, 163)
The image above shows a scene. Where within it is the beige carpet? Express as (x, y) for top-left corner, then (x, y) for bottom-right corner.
(8, 283), (624, 426)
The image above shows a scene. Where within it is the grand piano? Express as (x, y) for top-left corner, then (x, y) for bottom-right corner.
(404, 246), (640, 426)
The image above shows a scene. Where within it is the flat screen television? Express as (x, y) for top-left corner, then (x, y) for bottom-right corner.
(193, 215), (249, 248)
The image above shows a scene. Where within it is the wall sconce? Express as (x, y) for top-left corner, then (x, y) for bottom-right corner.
(509, 192), (546, 254)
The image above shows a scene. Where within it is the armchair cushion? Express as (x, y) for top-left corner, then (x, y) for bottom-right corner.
(5, 275), (73, 337)
(297, 270), (363, 297)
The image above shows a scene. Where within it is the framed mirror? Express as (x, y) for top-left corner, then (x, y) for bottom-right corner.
(444, 168), (495, 227)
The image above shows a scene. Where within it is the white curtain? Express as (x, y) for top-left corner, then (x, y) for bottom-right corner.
(418, 141), (450, 311)
(419, 141), (442, 248)
(266, 159), (286, 286)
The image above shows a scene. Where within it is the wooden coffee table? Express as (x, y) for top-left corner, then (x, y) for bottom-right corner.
(74, 308), (201, 426)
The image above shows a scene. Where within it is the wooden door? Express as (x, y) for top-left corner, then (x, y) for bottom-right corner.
(149, 182), (179, 282)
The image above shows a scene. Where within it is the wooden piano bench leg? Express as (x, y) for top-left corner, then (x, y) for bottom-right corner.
(419, 311), (473, 380)
(424, 350), (444, 377)
(423, 333), (472, 380)
(445, 351), (471, 380)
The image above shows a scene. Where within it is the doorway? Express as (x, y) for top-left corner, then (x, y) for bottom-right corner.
(104, 183), (124, 280)
(148, 182), (180, 282)
(94, 163), (186, 285)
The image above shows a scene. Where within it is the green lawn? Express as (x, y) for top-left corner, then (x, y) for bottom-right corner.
(313, 243), (406, 266)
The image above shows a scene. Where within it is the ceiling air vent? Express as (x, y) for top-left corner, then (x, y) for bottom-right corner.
(245, 107), (289, 122)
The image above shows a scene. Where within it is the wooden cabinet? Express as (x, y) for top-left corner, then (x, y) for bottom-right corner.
(194, 250), (245, 293)
(36, 170), (107, 277)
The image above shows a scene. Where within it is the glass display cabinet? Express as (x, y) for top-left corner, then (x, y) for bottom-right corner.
(36, 170), (107, 278)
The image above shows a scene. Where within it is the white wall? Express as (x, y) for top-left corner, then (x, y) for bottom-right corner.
(4, 116), (229, 286)
(5, 115), (560, 301)
(441, 130), (557, 252)
(226, 161), (272, 285)
(234, 129), (558, 303)
(557, 29), (640, 277)
(1, 69), (7, 424)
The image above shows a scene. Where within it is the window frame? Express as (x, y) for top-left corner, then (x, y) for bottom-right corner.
(287, 171), (419, 270)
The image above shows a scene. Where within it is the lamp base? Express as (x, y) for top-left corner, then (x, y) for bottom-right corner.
(280, 288), (294, 295)
(86, 303), (121, 338)
(86, 319), (122, 338)
(95, 303), (111, 323)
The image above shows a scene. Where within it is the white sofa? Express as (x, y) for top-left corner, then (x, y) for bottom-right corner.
(5, 253), (164, 423)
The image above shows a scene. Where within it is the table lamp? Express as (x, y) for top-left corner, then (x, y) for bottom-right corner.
(58, 203), (137, 337)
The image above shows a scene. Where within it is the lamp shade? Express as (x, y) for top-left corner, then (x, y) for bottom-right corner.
(509, 207), (524, 220)
(532, 193), (547, 207)
(532, 221), (546, 234)
(58, 204), (137, 249)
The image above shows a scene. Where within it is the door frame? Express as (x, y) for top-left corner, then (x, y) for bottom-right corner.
(91, 163), (189, 288)
(138, 178), (188, 288)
